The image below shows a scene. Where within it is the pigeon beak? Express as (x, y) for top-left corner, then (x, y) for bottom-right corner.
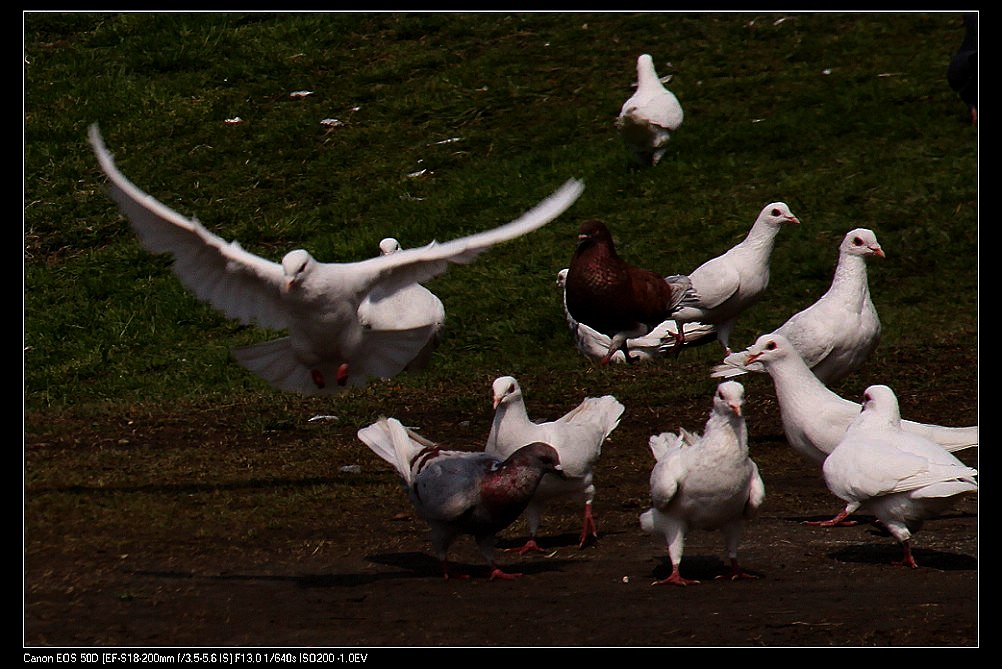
(745, 351), (762, 365)
(730, 403), (742, 417)
(492, 395), (501, 409)
(871, 245), (885, 258)
(785, 214), (801, 225)
(283, 277), (297, 293)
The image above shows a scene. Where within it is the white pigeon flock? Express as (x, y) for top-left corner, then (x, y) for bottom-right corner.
(486, 375), (625, 552)
(356, 237), (446, 372)
(616, 54), (684, 167)
(640, 381), (766, 585)
(555, 268), (717, 363)
(669, 202), (801, 356)
(718, 334), (978, 525)
(357, 417), (564, 581)
(822, 385), (978, 568)
(89, 124), (584, 395)
(713, 228), (884, 385)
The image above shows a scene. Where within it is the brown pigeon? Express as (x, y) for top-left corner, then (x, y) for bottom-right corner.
(564, 219), (695, 364)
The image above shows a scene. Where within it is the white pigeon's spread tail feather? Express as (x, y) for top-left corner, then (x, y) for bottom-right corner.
(902, 422), (978, 453)
(710, 349), (765, 379)
(357, 417), (432, 486)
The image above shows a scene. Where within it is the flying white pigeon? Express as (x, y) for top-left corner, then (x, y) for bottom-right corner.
(356, 237), (446, 372)
(357, 417), (564, 581)
(555, 268), (716, 363)
(88, 124), (584, 395)
(719, 333), (978, 525)
(486, 375), (625, 552)
(713, 228), (884, 384)
(616, 54), (684, 167)
(640, 381), (766, 585)
(822, 384), (978, 568)
(669, 203), (800, 356)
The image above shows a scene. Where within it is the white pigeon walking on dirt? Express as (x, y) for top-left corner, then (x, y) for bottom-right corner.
(669, 203), (800, 356)
(725, 333), (978, 526)
(616, 54), (684, 167)
(486, 375), (625, 552)
(712, 228), (883, 384)
(640, 381), (766, 585)
(555, 268), (716, 363)
(356, 237), (446, 372)
(822, 385), (978, 568)
(357, 417), (564, 581)
(89, 124), (583, 395)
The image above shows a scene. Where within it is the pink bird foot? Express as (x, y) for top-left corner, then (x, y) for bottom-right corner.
(310, 369), (326, 389)
(335, 363), (349, 386)
(715, 559), (759, 581)
(804, 508), (858, 527)
(653, 565), (699, 587)
(505, 538), (546, 555)
(488, 567), (523, 581)
(578, 505), (599, 548)
(891, 542), (919, 569)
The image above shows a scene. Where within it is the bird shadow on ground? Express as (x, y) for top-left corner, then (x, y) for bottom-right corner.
(826, 545), (978, 571)
(649, 554), (765, 583)
(365, 551), (579, 580)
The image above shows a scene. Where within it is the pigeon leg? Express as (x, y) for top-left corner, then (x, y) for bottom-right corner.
(578, 502), (598, 548)
(505, 538), (547, 555)
(892, 541), (919, 569)
(715, 558), (758, 581)
(488, 565), (523, 581)
(310, 369), (326, 389)
(335, 363), (349, 386)
(653, 563), (699, 587)
(804, 507), (859, 527)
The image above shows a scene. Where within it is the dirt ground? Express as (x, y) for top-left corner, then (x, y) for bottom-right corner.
(24, 357), (979, 649)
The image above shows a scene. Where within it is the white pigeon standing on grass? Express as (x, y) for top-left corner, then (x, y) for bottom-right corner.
(555, 268), (716, 363)
(89, 124), (583, 395)
(486, 376), (625, 552)
(357, 417), (564, 581)
(669, 203), (800, 356)
(356, 237), (446, 372)
(640, 381), (766, 586)
(822, 385), (978, 569)
(616, 54), (684, 167)
(719, 334), (978, 526)
(713, 228), (884, 384)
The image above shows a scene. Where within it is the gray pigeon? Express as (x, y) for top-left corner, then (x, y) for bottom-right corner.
(357, 417), (564, 581)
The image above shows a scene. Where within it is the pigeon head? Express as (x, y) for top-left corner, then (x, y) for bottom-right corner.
(492, 375), (523, 409)
(379, 238), (402, 256)
(507, 441), (564, 479)
(758, 202), (801, 227)
(575, 219), (616, 251)
(842, 228), (885, 258)
(853, 384), (904, 431)
(743, 333), (796, 367)
(280, 249), (314, 293)
(713, 381), (745, 417)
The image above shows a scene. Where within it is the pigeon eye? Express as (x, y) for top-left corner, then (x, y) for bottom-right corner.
(507, 383), (515, 394)
(771, 208), (781, 217)
(766, 341), (777, 350)
(852, 237), (864, 246)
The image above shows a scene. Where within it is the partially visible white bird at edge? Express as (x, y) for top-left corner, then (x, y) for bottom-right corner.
(712, 228), (884, 385)
(555, 268), (716, 363)
(88, 124), (584, 395)
(640, 381), (766, 586)
(487, 376), (625, 553)
(616, 54), (684, 167)
(715, 334), (978, 526)
(669, 203), (801, 356)
(822, 385), (978, 569)
(357, 417), (564, 581)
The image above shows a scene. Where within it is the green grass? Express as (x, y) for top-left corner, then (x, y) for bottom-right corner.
(24, 12), (977, 417)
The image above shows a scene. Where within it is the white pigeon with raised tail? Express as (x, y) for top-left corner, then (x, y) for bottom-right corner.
(555, 268), (716, 363)
(670, 203), (800, 356)
(616, 54), (684, 167)
(640, 381), (766, 585)
(357, 417), (564, 581)
(486, 376), (625, 552)
(713, 228), (883, 384)
(822, 385), (978, 568)
(719, 333), (978, 526)
(89, 124), (583, 395)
